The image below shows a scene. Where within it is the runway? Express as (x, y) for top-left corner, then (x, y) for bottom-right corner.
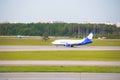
(0, 72), (120, 80)
(0, 46), (120, 51)
(0, 60), (120, 66)
(0, 46), (120, 66)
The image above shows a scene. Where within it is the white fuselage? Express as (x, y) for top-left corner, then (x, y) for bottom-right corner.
(52, 39), (84, 46)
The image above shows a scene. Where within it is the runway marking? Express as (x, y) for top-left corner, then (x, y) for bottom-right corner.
(0, 60), (120, 66)
(0, 46), (120, 51)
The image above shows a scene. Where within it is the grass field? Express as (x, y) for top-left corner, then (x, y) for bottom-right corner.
(0, 37), (52, 46)
(0, 51), (120, 61)
(89, 39), (120, 46)
(0, 37), (119, 72)
(0, 66), (120, 73)
(0, 37), (120, 46)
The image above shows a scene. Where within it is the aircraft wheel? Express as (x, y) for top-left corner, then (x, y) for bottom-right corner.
(71, 45), (74, 47)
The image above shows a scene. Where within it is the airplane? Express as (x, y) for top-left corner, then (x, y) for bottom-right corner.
(16, 35), (24, 38)
(52, 32), (94, 47)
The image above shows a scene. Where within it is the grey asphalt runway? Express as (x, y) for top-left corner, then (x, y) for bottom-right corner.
(0, 46), (120, 51)
(0, 60), (120, 66)
(0, 73), (120, 80)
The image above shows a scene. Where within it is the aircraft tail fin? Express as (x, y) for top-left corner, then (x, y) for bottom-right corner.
(81, 32), (94, 45)
(87, 32), (94, 40)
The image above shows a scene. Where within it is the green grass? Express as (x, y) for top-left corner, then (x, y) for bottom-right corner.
(89, 39), (120, 46)
(0, 51), (120, 61)
(0, 66), (120, 73)
(0, 37), (52, 46)
(0, 37), (120, 46)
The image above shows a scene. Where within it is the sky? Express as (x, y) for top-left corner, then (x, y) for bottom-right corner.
(0, 0), (120, 23)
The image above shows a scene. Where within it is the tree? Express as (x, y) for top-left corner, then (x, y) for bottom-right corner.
(42, 32), (49, 41)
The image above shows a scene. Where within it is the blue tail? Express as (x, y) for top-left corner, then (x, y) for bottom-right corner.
(81, 32), (94, 45)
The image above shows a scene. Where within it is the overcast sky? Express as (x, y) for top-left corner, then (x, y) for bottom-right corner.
(0, 0), (120, 23)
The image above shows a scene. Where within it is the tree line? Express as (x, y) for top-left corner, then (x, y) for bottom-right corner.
(0, 23), (120, 38)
